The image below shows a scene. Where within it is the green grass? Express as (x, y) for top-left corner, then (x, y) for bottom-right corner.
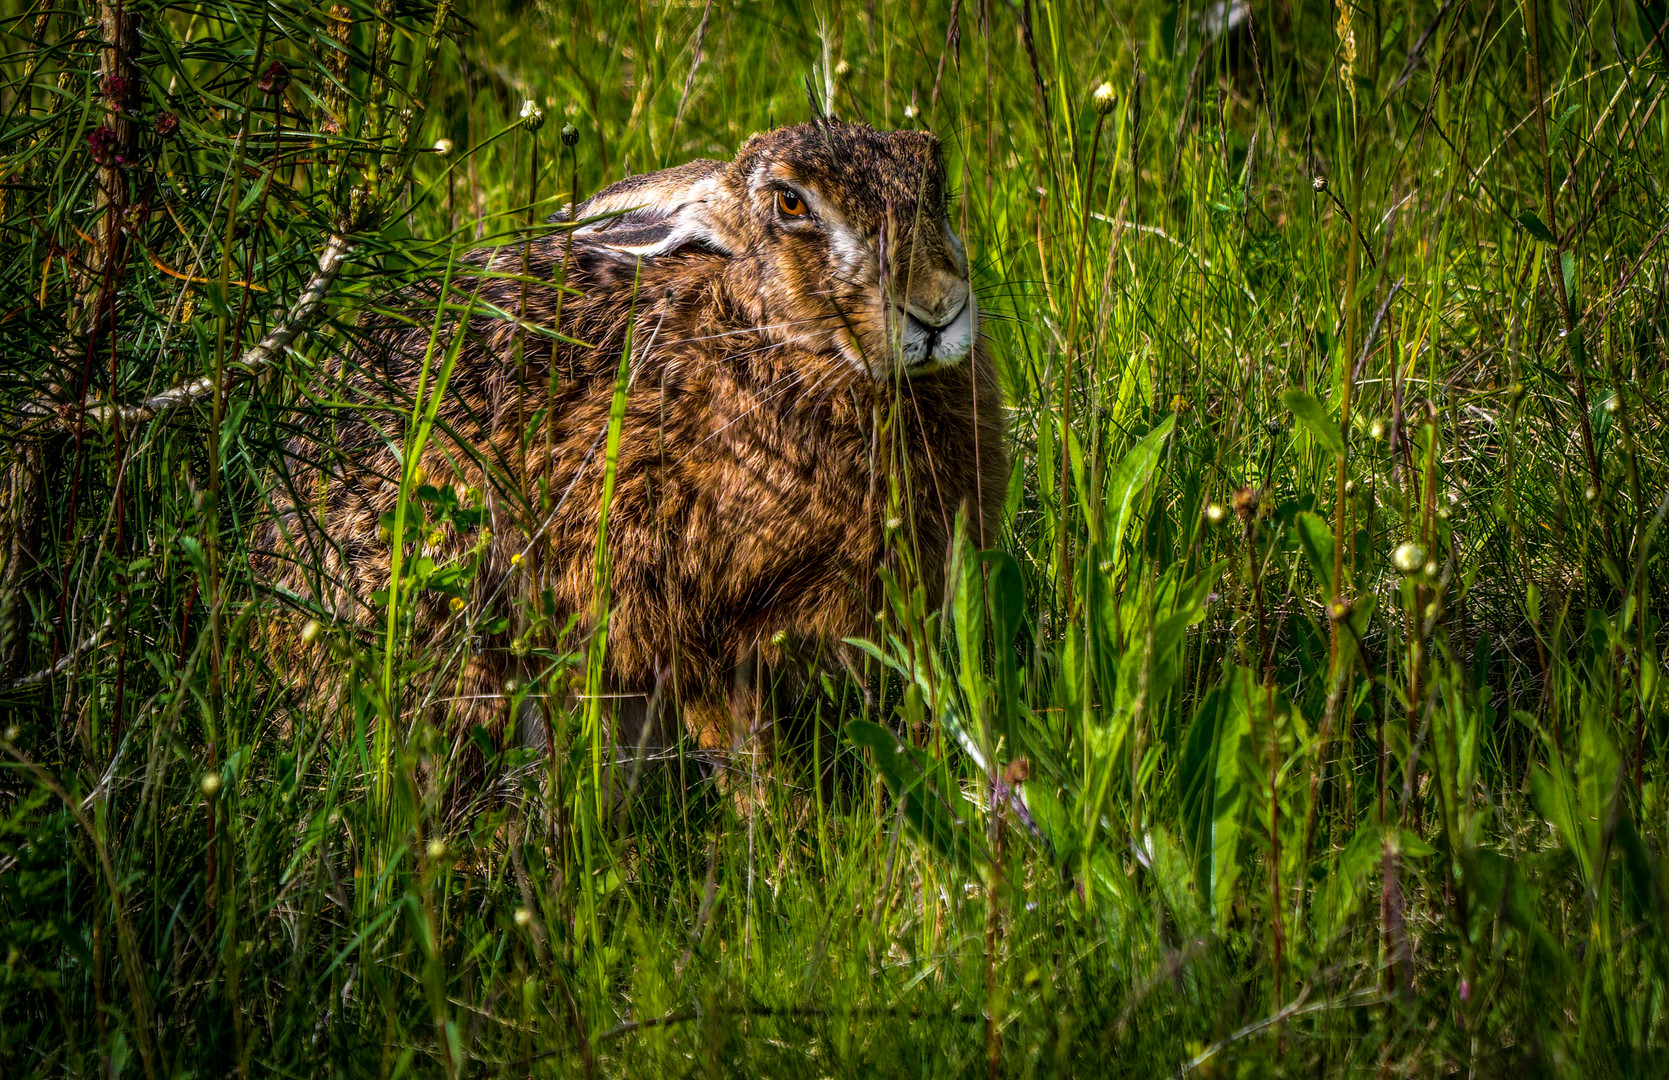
(4, 0), (1669, 1075)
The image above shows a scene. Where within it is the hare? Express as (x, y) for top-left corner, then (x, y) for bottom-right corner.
(257, 117), (1005, 775)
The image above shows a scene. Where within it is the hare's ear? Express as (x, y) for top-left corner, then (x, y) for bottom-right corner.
(563, 159), (741, 258)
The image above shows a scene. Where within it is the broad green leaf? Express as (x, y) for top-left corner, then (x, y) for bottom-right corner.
(1516, 210), (1556, 244)
(1178, 665), (1254, 929)
(847, 720), (988, 876)
(1292, 511), (1336, 594)
(1102, 414), (1176, 573)
(1280, 388), (1345, 457)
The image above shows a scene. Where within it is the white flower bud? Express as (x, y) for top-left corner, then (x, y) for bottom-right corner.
(1391, 542), (1426, 575)
(200, 772), (223, 797)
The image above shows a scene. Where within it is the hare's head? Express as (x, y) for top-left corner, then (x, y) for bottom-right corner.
(567, 118), (975, 377)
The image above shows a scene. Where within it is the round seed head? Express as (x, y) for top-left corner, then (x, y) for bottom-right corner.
(1391, 541), (1426, 575)
(200, 772), (223, 797)
(300, 619), (322, 644)
(1368, 417), (1389, 440)
(561, 123), (578, 148)
(427, 839), (447, 861)
(514, 907), (533, 928)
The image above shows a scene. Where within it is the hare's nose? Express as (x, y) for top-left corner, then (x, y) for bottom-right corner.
(905, 287), (969, 330)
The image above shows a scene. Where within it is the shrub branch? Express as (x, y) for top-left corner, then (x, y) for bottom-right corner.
(25, 235), (354, 431)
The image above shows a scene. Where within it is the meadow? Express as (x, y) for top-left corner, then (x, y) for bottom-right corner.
(3, 0), (1669, 1074)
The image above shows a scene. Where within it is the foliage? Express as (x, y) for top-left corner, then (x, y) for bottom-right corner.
(3, 0), (1669, 1075)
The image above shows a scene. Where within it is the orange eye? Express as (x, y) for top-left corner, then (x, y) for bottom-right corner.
(775, 189), (808, 217)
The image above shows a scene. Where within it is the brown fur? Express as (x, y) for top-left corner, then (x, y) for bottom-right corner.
(255, 119), (1006, 764)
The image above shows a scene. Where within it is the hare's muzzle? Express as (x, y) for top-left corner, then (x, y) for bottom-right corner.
(898, 288), (976, 372)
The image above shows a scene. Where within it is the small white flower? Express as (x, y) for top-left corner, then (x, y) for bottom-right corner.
(427, 839), (447, 861)
(1391, 542), (1426, 575)
(834, 59), (851, 78)
(200, 772), (223, 797)
(1204, 503), (1227, 525)
(1092, 82), (1116, 115)
(519, 100), (544, 131)
(902, 103), (918, 119)
(433, 138), (454, 156)
(514, 907), (533, 927)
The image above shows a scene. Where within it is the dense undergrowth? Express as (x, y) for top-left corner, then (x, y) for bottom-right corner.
(3, 0), (1669, 1075)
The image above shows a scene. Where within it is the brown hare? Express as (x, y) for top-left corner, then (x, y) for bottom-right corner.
(258, 117), (1005, 776)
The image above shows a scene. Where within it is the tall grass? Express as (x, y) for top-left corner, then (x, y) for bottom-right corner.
(3, 0), (1669, 1074)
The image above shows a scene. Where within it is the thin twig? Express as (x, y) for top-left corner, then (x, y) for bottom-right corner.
(4, 617), (112, 691)
(23, 235), (354, 430)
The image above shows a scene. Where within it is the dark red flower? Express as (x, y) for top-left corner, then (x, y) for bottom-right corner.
(87, 125), (119, 164)
(101, 75), (130, 104)
(257, 60), (290, 96)
(153, 111), (180, 138)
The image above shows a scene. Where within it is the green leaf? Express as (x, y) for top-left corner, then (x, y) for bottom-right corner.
(1280, 388), (1345, 458)
(1178, 666), (1255, 929)
(1516, 210), (1556, 244)
(1102, 414), (1176, 572)
(1291, 511), (1336, 594)
(847, 720), (988, 876)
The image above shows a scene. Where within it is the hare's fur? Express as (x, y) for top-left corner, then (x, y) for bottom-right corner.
(257, 119), (1005, 763)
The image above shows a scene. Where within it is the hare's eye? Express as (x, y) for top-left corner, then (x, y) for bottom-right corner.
(775, 189), (809, 217)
